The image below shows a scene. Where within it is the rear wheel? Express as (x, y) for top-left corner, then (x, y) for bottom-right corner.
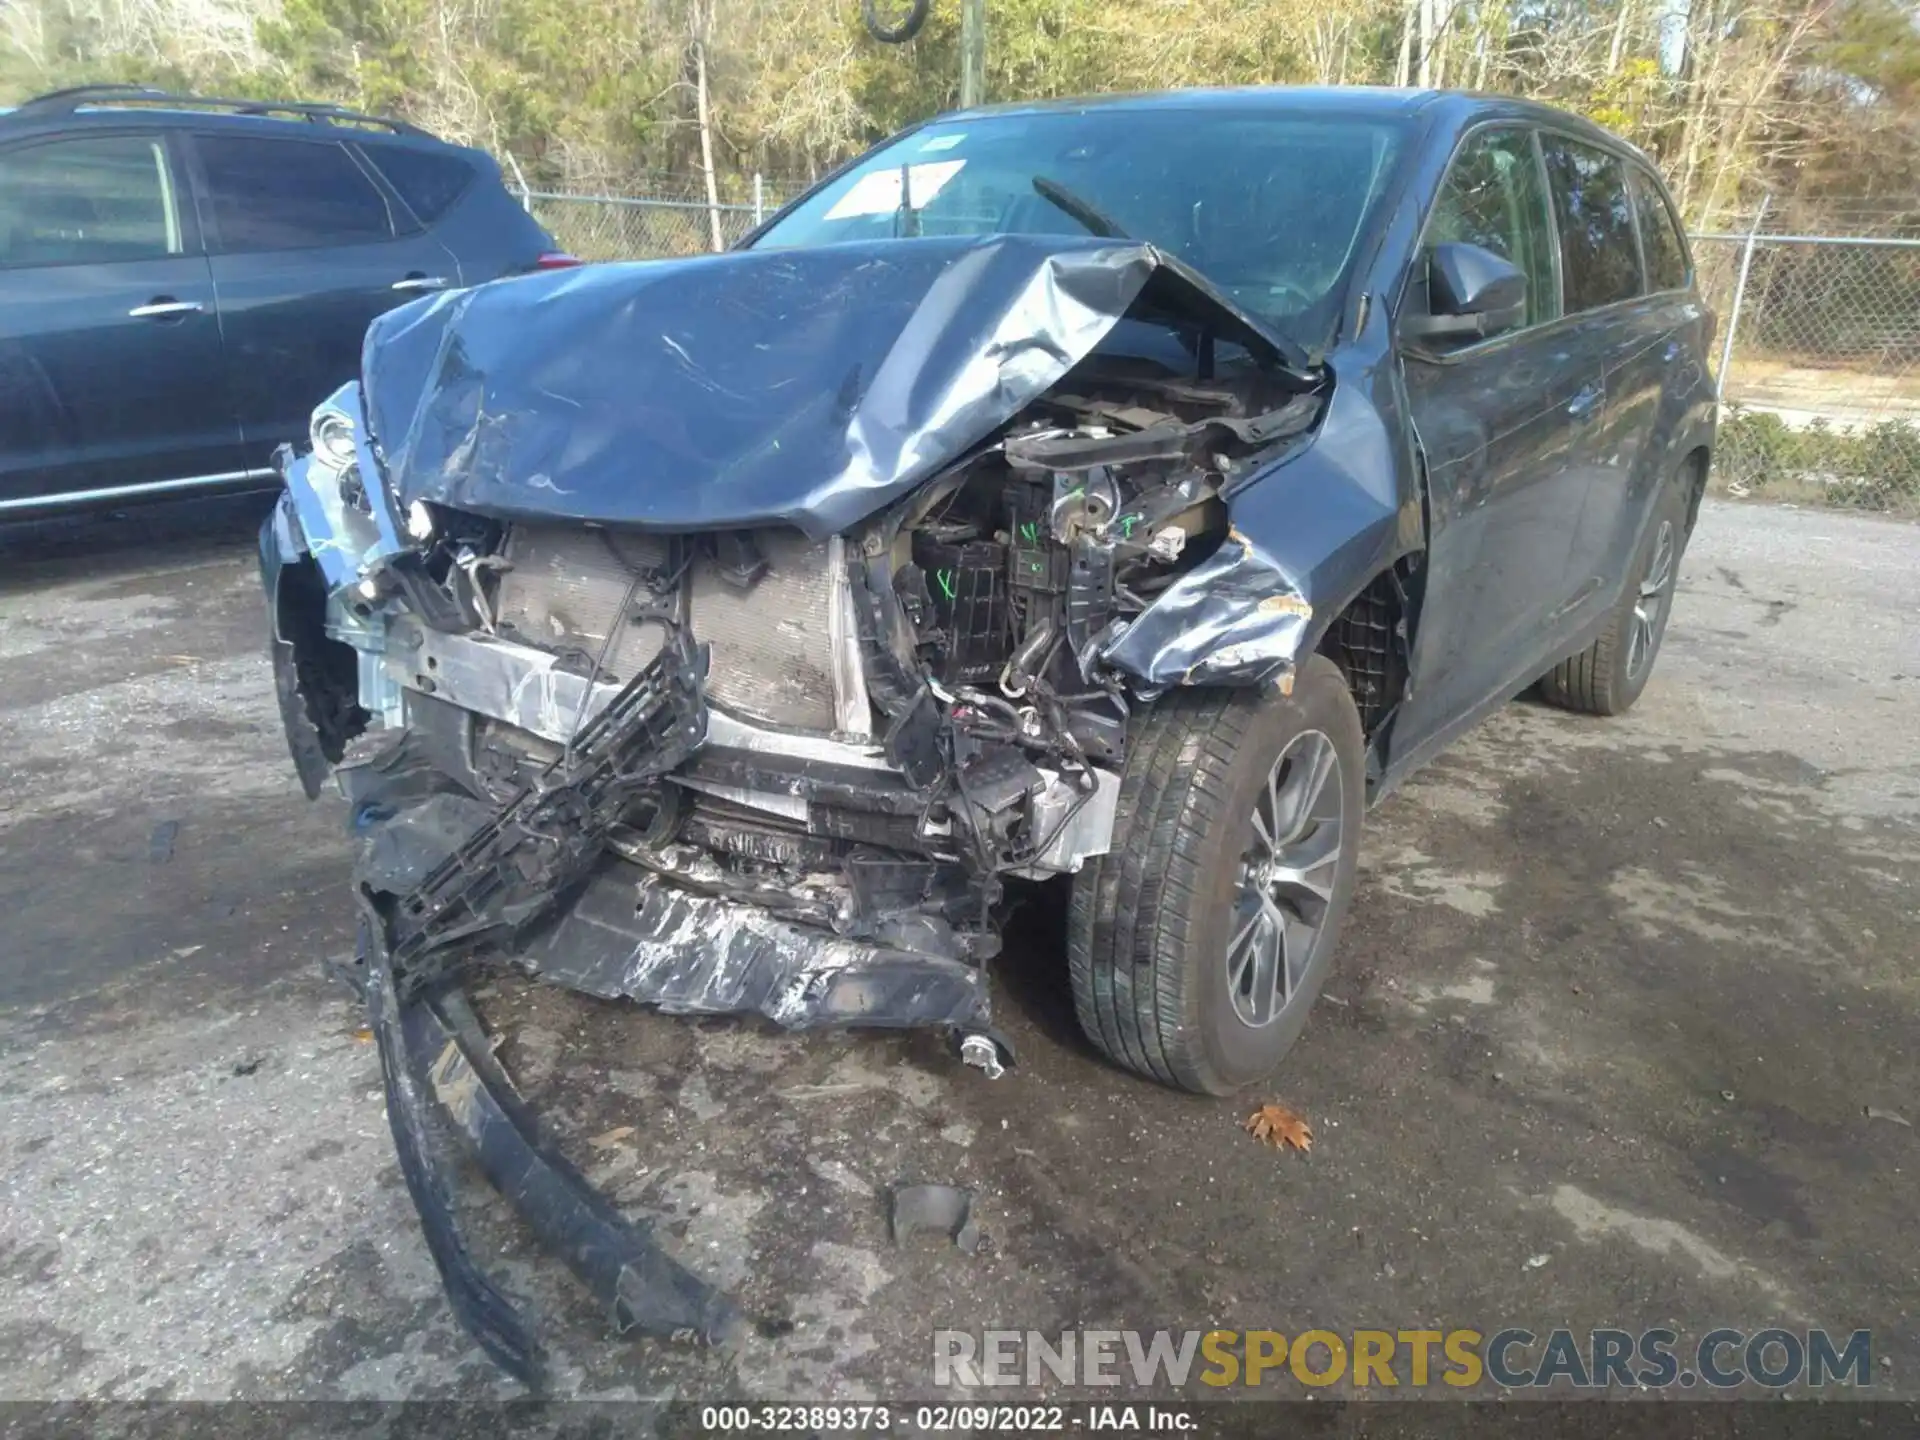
(1539, 480), (1689, 716)
(1067, 655), (1365, 1095)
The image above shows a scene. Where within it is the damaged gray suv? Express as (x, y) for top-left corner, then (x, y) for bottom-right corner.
(261, 88), (1715, 1378)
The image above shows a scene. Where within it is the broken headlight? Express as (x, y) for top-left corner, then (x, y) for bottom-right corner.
(309, 383), (361, 474)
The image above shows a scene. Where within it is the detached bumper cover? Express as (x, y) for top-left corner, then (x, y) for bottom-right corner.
(365, 952), (740, 1387)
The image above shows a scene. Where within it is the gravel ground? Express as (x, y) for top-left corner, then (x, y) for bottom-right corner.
(1, 494), (1915, 1404)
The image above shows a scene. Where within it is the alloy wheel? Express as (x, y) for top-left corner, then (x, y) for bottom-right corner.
(1627, 519), (1676, 681)
(1226, 729), (1346, 1029)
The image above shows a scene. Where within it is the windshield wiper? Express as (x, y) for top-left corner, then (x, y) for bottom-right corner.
(1031, 176), (1128, 239)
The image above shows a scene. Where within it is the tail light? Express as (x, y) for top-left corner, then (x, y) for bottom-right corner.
(534, 250), (582, 269)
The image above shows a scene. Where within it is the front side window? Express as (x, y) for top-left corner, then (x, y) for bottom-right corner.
(1541, 135), (1643, 312)
(1630, 168), (1689, 293)
(753, 109), (1409, 346)
(1425, 127), (1559, 327)
(0, 135), (182, 268)
(193, 135), (395, 252)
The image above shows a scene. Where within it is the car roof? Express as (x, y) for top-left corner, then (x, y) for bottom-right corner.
(0, 86), (450, 149)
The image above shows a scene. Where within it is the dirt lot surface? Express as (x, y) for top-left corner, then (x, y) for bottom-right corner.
(2, 494), (1916, 1403)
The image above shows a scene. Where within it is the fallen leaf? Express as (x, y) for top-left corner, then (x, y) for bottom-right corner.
(353, 1027), (373, 1044)
(1244, 1102), (1313, 1152)
(589, 1125), (637, 1149)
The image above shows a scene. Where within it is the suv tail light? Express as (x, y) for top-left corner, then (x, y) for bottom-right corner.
(534, 250), (582, 269)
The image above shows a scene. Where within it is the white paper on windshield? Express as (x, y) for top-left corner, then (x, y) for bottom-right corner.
(824, 160), (966, 219)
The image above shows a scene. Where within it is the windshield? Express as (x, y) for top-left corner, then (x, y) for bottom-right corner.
(753, 106), (1408, 345)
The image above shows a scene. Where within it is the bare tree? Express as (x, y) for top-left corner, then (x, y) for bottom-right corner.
(688, 0), (723, 252)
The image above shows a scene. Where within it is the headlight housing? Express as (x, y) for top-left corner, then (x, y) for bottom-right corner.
(309, 383), (362, 473)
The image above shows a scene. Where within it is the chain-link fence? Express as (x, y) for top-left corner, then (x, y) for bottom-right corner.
(1694, 229), (1920, 515)
(521, 186), (1920, 517)
(526, 190), (771, 262)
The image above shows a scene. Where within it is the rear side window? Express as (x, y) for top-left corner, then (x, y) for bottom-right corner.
(1426, 127), (1560, 327)
(1540, 136), (1643, 312)
(192, 135), (395, 252)
(0, 135), (183, 268)
(1631, 169), (1689, 292)
(361, 145), (475, 224)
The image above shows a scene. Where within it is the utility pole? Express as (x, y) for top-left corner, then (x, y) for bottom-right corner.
(960, 0), (987, 107)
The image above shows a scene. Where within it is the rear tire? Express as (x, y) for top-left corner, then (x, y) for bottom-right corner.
(1067, 655), (1365, 1095)
(1539, 480), (1690, 717)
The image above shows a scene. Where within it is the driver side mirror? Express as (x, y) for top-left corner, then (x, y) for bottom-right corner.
(1404, 241), (1527, 342)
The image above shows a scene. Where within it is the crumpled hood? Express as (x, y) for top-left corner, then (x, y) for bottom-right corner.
(359, 233), (1305, 540)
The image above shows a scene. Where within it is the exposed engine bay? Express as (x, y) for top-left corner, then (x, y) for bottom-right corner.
(260, 233), (1367, 1383)
(317, 354), (1320, 1040)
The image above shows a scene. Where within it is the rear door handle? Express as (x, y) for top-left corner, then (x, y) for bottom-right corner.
(392, 274), (450, 292)
(128, 298), (204, 319)
(1567, 386), (1603, 422)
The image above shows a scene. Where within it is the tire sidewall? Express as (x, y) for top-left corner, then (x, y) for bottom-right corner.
(1182, 655), (1366, 1090)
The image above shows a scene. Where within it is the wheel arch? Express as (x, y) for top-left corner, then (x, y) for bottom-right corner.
(1308, 555), (1420, 743)
(1679, 441), (1711, 536)
(1099, 457), (1423, 700)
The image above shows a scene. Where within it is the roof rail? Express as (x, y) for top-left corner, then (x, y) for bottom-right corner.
(7, 85), (429, 136)
(12, 83), (169, 112)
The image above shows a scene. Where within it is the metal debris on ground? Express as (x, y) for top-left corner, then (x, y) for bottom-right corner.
(1864, 1106), (1912, 1128)
(890, 1183), (981, 1254)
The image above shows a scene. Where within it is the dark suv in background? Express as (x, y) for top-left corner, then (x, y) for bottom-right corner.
(0, 84), (572, 516)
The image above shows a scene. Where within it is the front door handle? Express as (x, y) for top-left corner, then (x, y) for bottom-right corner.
(128, 298), (204, 319)
(1567, 386), (1603, 422)
(392, 274), (450, 292)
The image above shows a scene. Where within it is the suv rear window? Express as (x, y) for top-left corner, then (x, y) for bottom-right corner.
(362, 144), (475, 224)
(0, 135), (182, 267)
(192, 134), (395, 252)
(1631, 169), (1689, 292)
(1540, 135), (1643, 312)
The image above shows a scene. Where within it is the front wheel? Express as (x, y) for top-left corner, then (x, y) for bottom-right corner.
(1067, 655), (1366, 1095)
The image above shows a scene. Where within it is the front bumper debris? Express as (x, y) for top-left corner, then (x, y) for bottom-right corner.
(507, 857), (990, 1030)
(345, 620), (753, 1384)
(364, 952), (740, 1386)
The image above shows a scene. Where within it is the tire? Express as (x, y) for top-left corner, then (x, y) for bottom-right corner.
(861, 0), (930, 42)
(1538, 479), (1690, 717)
(1067, 654), (1366, 1095)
